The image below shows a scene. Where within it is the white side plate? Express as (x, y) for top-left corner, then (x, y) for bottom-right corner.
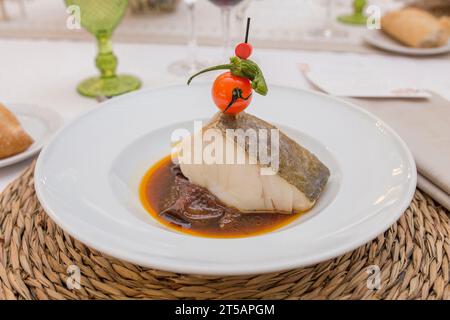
(0, 104), (62, 168)
(364, 30), (450, 56)
(34, 84), (417, 275)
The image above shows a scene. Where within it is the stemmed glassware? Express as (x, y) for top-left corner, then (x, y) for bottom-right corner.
(168, 0), (207, 76)
(235, 0), (253, 30)
(208, 0), (245, 58)
(308, 0), (347, 39)
(64, 0), (141, 98)
(338, 0), (367, 25)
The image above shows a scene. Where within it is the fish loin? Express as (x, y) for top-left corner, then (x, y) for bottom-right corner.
(177, 112), (330, 213)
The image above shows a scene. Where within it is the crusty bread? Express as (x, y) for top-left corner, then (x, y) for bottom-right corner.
(440, 16), (450, 36)
(0, 103), (34, 159)
(381, 8), (449, 48)
(410, 0), (450, 17)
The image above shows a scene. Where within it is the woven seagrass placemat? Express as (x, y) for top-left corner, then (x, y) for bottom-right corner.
(1, 162), (450, 300)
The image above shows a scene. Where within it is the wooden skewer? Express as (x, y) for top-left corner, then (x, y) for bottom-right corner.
(245, 17), (251, 43)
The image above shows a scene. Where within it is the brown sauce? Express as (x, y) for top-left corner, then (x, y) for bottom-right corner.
(139, 155), (303, 238)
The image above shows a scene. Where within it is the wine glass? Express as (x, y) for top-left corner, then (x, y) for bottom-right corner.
(235, 0), (253, 30)
(168, 0), (206, 76)
(208, 0), (245, 59)
(64, 0), (141, 98)
(308, 0), (347, 39)
(338, 0), (367, 25)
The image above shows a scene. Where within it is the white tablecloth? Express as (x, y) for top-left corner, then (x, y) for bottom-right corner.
(1, 38), (449, 191)
(0, 0), (402, 52)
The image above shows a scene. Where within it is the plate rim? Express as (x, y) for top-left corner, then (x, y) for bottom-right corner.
(34, 84), (417, 275)
(0, 104), (63, 168)
(363, 29), (450, 56)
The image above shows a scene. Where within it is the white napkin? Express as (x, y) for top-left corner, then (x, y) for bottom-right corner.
(300, 63), (450, 210)
(418, 175), (450, 210)
(346, 94), (450, 210)
(300, 63), (431, 98)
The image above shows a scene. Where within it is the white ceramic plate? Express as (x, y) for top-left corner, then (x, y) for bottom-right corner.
(34, 84), (416, 275)
(364, 30), (450, 56)
(0, 104), (62, 168)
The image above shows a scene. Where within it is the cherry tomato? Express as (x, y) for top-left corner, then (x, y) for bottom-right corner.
(235, 42), (253, 60)
(212, 72), (253, 115)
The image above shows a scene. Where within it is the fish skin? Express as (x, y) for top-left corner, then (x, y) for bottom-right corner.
(205, 112), (330, 203)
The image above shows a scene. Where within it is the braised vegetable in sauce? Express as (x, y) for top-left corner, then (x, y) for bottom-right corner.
(139, 19), (328, 238)
(140, 156), (303, 238)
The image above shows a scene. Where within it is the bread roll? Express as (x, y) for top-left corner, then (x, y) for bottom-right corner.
(381, 8), (449, 48)
(440, 16), (450, 36)
(0, 103), (34, 159)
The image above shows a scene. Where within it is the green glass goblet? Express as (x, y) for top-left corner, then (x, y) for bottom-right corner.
(65, 0), (141, 98)
(338, 0), (367, 25)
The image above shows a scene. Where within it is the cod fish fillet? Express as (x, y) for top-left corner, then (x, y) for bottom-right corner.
(177, 112), (330, 213)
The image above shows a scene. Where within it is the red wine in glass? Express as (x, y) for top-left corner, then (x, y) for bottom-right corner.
(209, 0), (244, 6)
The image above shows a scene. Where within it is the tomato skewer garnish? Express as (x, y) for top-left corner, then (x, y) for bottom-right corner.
(187, 18), (268, 115)
(235, 18), (253, 59)
(187, 56), (267, 96)
(212, 72), (253, 114)
(235, 43), (253, 60)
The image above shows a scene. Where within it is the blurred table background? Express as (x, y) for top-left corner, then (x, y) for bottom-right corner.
(0, 0), (449, 193)
(0, 0), (403, 52)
